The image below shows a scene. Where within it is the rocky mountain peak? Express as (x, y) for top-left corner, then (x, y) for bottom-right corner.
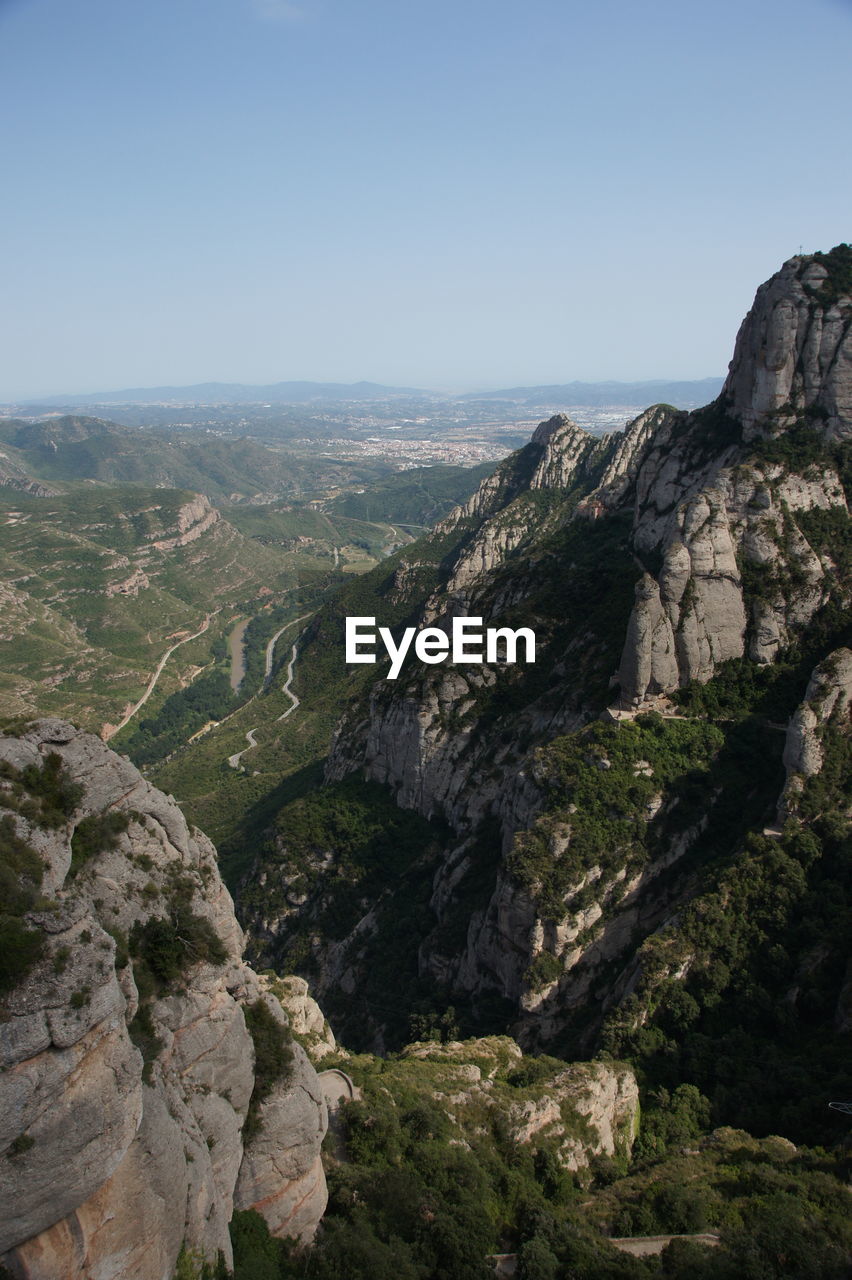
(724, 244), (852, 441)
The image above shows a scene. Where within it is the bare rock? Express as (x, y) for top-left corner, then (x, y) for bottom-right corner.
(782, 648), (852, 813)
(724, 254), (852, 441)
(233, 1043), (328, 1243)
(0, 722), (329, 1279)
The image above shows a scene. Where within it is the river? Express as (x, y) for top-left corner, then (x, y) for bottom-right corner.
(227, 618), (250, 692)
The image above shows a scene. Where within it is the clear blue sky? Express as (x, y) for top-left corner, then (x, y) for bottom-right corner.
(2, 0), (850, 398)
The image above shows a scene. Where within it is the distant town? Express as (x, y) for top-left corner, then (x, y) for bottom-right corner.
(2, 379), (722, 470)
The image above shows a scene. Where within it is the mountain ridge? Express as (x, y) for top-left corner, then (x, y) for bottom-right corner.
(15, 377), (725, 409)
(236, 250), (852, 1126)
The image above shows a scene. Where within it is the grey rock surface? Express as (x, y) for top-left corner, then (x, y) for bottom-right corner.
(0, 722), (328, 1280)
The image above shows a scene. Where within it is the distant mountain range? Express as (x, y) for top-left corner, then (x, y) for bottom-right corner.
(18, 377), (724, 410)
(461, 377), (725, 406)
(21, 380), (425, 407)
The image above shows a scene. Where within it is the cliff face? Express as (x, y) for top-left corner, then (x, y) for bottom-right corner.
(0, 720), (328, 1280)
(327, 250), (850, 786)
(286, 250), (851, 1052)
(616, 247), (850, 704)
(725, 249), (852, 441)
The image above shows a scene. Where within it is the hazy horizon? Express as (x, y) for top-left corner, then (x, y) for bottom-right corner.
(4, 374), (727, 407)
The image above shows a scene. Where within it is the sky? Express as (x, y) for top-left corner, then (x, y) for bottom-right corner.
(1, 0), (851, 399)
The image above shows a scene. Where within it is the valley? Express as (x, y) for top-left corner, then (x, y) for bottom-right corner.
(2, 247), (852, 1280)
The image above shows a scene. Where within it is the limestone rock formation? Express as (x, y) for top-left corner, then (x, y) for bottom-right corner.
(782, 647), (852, 813)
(398, 1037), (638, 1172)
(0, 720), (328, 1280)
(614, 249), (851, 704)
(264, 975), (338, 1062)
(724, 250), (852, 441)
(311, 249), (852, 1052)
(151, 495), (220, 551)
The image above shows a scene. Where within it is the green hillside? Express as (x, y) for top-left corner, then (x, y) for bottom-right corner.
(0, 415), (396, 501)
(325, 461), (495, 525)
(0, 486), (304, 731)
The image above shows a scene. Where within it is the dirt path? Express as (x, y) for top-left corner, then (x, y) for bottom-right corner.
(609, 1233), (720, 1257)
(105, 611), (218, 739)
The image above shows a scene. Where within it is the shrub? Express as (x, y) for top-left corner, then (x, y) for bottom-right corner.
(0, 811), (46, 996)
(243, 999), (294, 1141)
(19, 753), (83, 827)
(7, 1133), (35, 1158)
(229, 1210), (284, 1280)
(69, 810), (131, 876)
(129, 907), (226, 992)
(525, 951), (562, 991)
(0, 915), (44, 996)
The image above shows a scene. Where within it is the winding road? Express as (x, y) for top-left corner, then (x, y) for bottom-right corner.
(105, 610), (219, 739)
(227, 614), (309, 769)
(276, 641), (301, 721)
(263, 614), (311, 686)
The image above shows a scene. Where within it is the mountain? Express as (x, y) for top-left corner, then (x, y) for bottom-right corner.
(0, 414), (391, 500)
(21, 381), (426, 407)
(7, 728), (849, 1280)
(460, 377), (725, 407)
(0, 414), (492, 756)
(0, 720), (328, 1276)
(236, 246), (852, 1138)
(18, 379), (728, 411)
(4, 247), (852, 1280)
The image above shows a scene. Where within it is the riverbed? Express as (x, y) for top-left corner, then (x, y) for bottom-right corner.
(227, 617), (250, 692)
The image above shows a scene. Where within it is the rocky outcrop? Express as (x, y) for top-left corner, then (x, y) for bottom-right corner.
(724, 251), (852, 441)
(587, 404), (678, 512)
(0, 452), (60, 496)
(267, 251), (852, 1060)
(612, 250), (851, 704)
(397, 1038), (638, 1172)
(508, 1060), (639, 1170)
(233, 1046), (327, 1241)
(0, 720), (328, 1280)
(782, 647), (852, 814)
(151, 496), (220, 551)
(329, 253), (851, 783)
(528, 415), (608, 491)
(265, 975), (338, 1062)
(435, 415), (602, 597)
(105, 568), (150, 597)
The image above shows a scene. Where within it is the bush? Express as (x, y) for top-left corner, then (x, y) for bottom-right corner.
(525, 952), (562, 991)
(0, 916), (43, 993)
(0, 814), (44, 914)
(229, 1210), (284, 1280)
(69, 810), (131, 876)
(130, 907), (227, 991)
(19, 753), (83, 827)
(243, 999), (294, 1141)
